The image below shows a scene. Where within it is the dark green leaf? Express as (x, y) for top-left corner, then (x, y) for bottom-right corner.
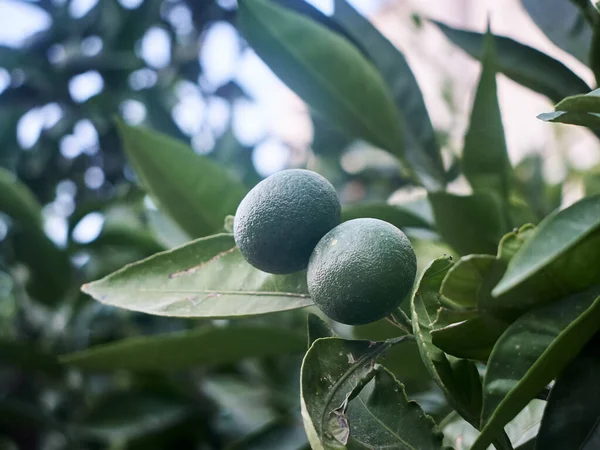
(238, 0), (404, 159)
(440, 254), (496, 309)
(429, 191), (507, 255)
(0, 340), (62, 375)
(462, 28), (512, 202)
(116, 120), (247, 239)
(411, 257), (483, 428)
(433, 21), (590, 103)
(536, 334), (600, 450)
(494, 195), (600, 297)
(472, 285), (600, 450)
(341, 202), (433, 230)
(61, 325), (305, 371)
(81, 234), (312, 318)
(300, 336), (443, 449)
(76, 393), (192, 441)
(0, 167), (42, 225)
(520, 0), (592, 64)
(307, 313), (334, 347)
(333, 0), (446, 190)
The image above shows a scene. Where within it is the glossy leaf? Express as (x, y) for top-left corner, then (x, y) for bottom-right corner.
(433, 21), (590, 103)
(440, 254), (496, 309)
(536, 335), (600, 450)
(429, 191), (507, 255)
(411, 257), (483, 427)
(81, 234), (312, 318)
(238, 0), (404, 158)
(333, 0), (445, 190)
(116, 120), (247, 239)
(307, 313), (334, 347)
(520, 0), (592, 64)
(341, 202), (433, 230)
(494, 195), (600, 297)
(472, 285), (600, 450)
(300, 336), (443, 449)
(462, 28), (512, 201)
(61, 325), (305, 371)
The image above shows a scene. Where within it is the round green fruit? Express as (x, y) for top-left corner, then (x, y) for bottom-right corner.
(234, 169), (341, 274)
(307, 218), (417, 325)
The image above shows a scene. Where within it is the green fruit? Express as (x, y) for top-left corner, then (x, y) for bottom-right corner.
(234, 169), (341, 274)
(307, 218), (417, 325)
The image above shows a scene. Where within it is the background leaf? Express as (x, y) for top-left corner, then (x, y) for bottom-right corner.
(333, 0), (446, 190)
(82, 234), (312, 318)
(462, 28), (512, 204)
(429, 191), (507, 255)
(473, 285), (600, 450)
(433, 21), (590, 103)
(307, 313), (334, 347)
(520, 0), (592, 65)
(61, 325), (306, 371)
(536, 333), (600, 450)
(0, 340), (62, 375)
(341, 202), (433, 230)
(238, 0), (404, 161)
(116, 120), (248, 239)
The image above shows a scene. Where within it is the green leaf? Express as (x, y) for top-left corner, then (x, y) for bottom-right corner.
(0, 168), (72, 305)
(536, 334), (600, 450)
(61, 325), (305, 371)
(307, 313), (335, 347)
(493, 195), (600, 297)
(300, 336), (444, 449)
(554, 88), (600, 112)
(0, 340), (62, 375)
(440, 254), (496, 309)
(538, 89), (600, 129)
(116, 120), (247, 239)
(432, 21), (590, 103)
(411, 257), (483, 428)
(333, 0), (445, 190)
(520, 0), (592, 65)
(537, 110), (600, 129)
(429, 191), (507, 255)
(341, 202), (433, 230)
(472, 285), (600, 450)
(76, 393), (192, 441)
(462, 28), (512, 202)
(81, 234), (312, 318)
(238, 0), (404, 160)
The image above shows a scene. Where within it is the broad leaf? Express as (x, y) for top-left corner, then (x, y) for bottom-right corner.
(61, 325), (305, 371)
(537, 89), (600, 129)
(433, 21), (590, 103)
(300, 336), (444, 449)
(537, 110), (600, 129)
(520, 0), (592, 65)
(462, 28), (512, 202)
(440, 254), (496, 309)
(307, 313), (335, 347)
(554, 88), (600, 113)
(116, 120), (247, 239)
(536, 334), (600, 450)
(76, 393), (192, 441)
(0, 168), (72, 305)
(472, 285), (600, 450)
(333, 0), (446, 190)
(429, 191), (507, 255)
(411, 257), (483, 428)
(238, 0), (404, 159)
(341, 202), (433, 230)
(494, 195), (600, 297)
(81, 234), (312, 318)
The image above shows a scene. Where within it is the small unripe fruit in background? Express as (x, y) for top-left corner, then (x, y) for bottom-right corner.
(308, 218), (417, 325)
(234, 169), (341, 274)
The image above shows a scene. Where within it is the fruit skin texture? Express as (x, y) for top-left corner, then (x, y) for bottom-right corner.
(234, 169), (341, 274)
(308, 218), (417, 325)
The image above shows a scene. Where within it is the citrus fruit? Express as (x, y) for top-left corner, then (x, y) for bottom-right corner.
(234, 169), (341, 274)
(307, 218), (417, 325)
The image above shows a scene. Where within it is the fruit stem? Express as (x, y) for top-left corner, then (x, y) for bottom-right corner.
(386, 309), (413, 334)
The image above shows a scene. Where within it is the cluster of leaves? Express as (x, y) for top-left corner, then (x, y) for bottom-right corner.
(2, 0), (600, 449)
